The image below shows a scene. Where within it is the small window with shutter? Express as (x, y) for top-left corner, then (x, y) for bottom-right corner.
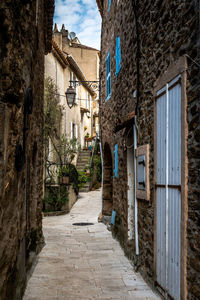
(115, 36), (121, 76)
(108, 0), (111, 11)
(106, 51), (111, 101)
(114, 144), (118, 178)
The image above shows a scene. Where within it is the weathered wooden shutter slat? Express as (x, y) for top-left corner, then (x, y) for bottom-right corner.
(70, 121), (73, 139)
(114, 144), (118, 178)
(116, 36), (121, 75)
(106, 51), (111, 101)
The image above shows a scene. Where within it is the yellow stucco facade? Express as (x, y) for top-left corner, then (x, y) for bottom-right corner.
(45, 25), (100, 157)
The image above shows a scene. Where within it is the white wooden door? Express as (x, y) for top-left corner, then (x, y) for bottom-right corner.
(156, 76), (181, 300)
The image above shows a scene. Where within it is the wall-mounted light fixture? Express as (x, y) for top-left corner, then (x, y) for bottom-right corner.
(65, 80), (100, 109)
(65, 84), (76, 109)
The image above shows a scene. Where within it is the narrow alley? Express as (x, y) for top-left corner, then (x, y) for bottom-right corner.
(1, 1), (199, 299)
(23, 190), (160, 300)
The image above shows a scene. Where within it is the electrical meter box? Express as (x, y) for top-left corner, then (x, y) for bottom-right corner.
(137, 155), (146, 190)
(136, 144), (150, 200)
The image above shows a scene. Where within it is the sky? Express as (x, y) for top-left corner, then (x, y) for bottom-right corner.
(54, 0), (101, 50)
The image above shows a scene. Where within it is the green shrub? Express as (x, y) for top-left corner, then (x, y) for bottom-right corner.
(78, 169), (91, 188)
(93, 155), (102, 182)
(43, 185), (68, 212)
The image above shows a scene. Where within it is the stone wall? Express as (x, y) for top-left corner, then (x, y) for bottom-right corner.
(0, 1), (54, 299)
(99, 0), (199, 299)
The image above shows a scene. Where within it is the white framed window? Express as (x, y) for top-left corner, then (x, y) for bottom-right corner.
(86, 91), (89, 109)
(75, 76), (79, 105)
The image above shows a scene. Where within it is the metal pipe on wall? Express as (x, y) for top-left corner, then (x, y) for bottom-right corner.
(131, 0), (140, 261)
(133, 117), (139, 258)
(99, 132), (103, 212)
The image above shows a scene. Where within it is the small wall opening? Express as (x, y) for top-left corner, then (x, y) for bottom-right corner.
(102, 142), (113, 215)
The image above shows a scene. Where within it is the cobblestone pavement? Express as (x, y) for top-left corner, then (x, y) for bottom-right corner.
(23, 190), (161, 300)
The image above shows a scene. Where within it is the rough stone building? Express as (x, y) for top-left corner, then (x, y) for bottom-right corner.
(0, 1), (54, 299)
(97, 0), (199, 299)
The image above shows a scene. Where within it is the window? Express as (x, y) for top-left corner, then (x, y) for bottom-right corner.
(115, 36), (121, 76)
(108, 0), (111, 11)
(70, 122), (75, 139)
(114, 144), (118, 178)
(70, 122), (78, 149)
(89, 94), (92, 114)
(106, 51), (111, 101)
(75, 76), (78, 105)
(85, 91), (89, 109)
(70, 72), (78, 105)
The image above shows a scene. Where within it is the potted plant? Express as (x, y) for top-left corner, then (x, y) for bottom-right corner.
(85, 133), (92, 142)
(59, 166), (70, 185)
(60, 172), (69, 185)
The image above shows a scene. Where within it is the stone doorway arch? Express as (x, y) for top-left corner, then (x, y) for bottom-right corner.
(102, 142), (113, 215)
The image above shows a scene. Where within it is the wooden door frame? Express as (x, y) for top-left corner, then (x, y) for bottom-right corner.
(153, 56), (188, 300)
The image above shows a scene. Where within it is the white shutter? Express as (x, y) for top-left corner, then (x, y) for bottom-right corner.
(70, 71), (73, 84)
(90, 95), (92, 114)
(70, 122), (73, 139)
(75, 124), (78, 139)
(75, 124), (78, 149)
(76, 82), (79, 104)
(86, 91), (88, 109)
(88, 95), (90, 114)
(64, 111), (67, 135)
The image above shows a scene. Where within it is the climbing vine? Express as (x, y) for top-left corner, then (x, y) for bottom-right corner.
(43, 77), (78, 184)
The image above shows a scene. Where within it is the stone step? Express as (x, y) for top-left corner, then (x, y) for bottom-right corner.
(79, 188), (90, 193)
(77, 163), (89, 168)
(77, 160), (90, 164)
(78, 157), (90, 161)
(80, 151), (91, 155)
(77, 157), (90, 161)
(78, 155), (90, 160)
(77, 162), (88, 165)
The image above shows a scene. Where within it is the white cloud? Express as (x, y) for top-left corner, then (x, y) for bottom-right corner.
(54, 0), (101, 49)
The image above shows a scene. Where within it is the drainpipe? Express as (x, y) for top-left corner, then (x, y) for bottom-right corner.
(132, 0), (140, 268)
(99, 132), (103, 212)
(133, 117), (139, 268)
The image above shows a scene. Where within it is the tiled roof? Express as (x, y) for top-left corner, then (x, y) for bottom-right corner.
(51, 40), (96, 97)
(52, 40), (69, 68)
(71, 43), (100, 52)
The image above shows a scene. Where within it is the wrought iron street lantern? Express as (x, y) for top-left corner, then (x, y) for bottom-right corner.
(65, 80), (100, 109)
(65, 85), (76, 109)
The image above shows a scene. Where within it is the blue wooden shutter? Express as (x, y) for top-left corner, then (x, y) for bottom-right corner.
(108, 0), (111, 11)
(106, 51), (111, 101)
(114, 144), (118, 177)
(116, 36), (121, 76)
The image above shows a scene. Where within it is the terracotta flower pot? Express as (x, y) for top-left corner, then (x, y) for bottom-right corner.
(60, 175), (69, 185)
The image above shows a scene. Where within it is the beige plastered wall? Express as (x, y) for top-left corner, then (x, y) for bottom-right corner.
(63, 44), (99, 81)
(45, 53), (93, 156)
